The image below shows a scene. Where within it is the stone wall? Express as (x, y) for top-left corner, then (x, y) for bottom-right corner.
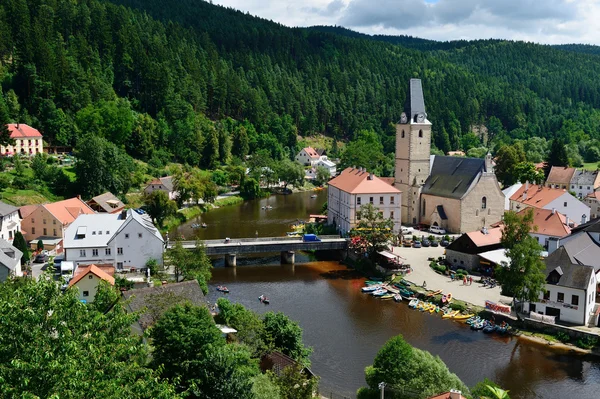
(420, 194), (461, 233)
(460, 173), (505, 233)
(445, 249), (480, 271)
(523, 317), (600, 340)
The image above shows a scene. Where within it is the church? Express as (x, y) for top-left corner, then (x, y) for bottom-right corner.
(394, 79), (505, 233)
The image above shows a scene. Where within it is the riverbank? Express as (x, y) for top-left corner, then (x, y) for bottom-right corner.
(161, 195), (244, 233)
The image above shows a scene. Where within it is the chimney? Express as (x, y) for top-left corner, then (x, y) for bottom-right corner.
(582, 214), (588, 225)
(449, 390), (463, 399)
(552, 208), (556, 214)
(77, 194), (81, 200)
(121, 209), (128, 220)
(565, 216), (570, 227)
(525, 181), (529, 191)
(368, 173), (374, 180)
(547, 237), (560, 255)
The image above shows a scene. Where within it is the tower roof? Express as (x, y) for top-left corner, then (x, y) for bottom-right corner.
(402, 79), (428, 124)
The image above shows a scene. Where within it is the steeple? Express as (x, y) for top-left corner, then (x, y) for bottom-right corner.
(400, 79), (429, 124)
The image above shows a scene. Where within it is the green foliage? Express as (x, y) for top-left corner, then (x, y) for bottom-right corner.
(36, 239), (43, 251)
(165, 240), (212, 293)
(314, 165), (331, 186)
(545, 138), (569, 174)
(240, 177), (261, 200)
(494, 144), (526, 186)
(12, 231), (29, 265)
(215, 298), (268, 357)
(350, 203), (394, 259)
(275, 365), (319, 399)
(461, 132), (481, 152)
(251, 372), (282, 399)
(360, 335), (469, 399)
(340, 131), (390, 176)
(275, 159), (305, 189)
(262, 312), (312, 366)
(555, 332), (571, 344)
(144, 190), (177, 227)
(0, 275), (178, 398)
(575, 336), (598, 349)
(471, 379), (507, 399)
(115, 275), (134, 290)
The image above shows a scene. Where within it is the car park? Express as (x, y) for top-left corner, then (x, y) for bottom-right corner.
(430, 240), (439, 247)
(422, 239), (431, 247)
(440, 239), (450, 247)
(412, 240), (422, 248)
(429, 225), (446, 234)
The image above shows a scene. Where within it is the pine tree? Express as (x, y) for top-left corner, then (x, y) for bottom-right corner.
(544, 138), (569, 175)
(13, 231), (29, 265)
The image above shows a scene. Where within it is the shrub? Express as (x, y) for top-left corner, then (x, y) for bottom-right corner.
(576, 336), (598, 349)
(449, 302), (466, 312)
(556, 332), (570, 343)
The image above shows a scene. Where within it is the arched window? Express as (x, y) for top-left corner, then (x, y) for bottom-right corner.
(422, 200), (426, 216)
(481, 196), (487, 210)
(401, 130), (405, 138)
(419, 130), (423, 138)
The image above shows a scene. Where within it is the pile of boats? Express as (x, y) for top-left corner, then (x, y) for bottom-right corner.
(465, 316), (509, 334)
(361, 278), (415, 301)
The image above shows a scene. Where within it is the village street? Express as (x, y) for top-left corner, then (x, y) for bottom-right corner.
(390, 245), (512, 308)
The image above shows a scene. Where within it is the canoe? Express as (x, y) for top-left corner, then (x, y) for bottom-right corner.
(408, 299), (419, 308)
(369, 277), (383, 281)
(393, 294), (402, 302)
(380, 294), (394, 300)
(442, 293), (453, 303)
(365, 280), (382, 285)
(426, 289), (443, 297)
(442, 310), (459, 319)
(372, 289), (388, 296)
(428, 304), (437, 313)
(452, 313), (475, 321)
(483, 325), (495, 333)
(361, 285), (381, 292)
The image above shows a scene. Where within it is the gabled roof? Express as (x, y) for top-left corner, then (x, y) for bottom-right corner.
(421, 156), (487, 200)
(0, 201), (18, 217)
(427, 392), (466, 399)
(570, 169), (597, 186)
(68, 264), (115, 287)
(465, 226), (503, 247)
(509, 184), (567, 208)
(301, 147), (320, 158)
(571, 216), (600, 233)
(586, 191), (600, 201)
(328, 167), (401, 195)
(0, 238), (22, 273)
(6, 123), (43, 138)
(260, 351), (315, 378)
(518, 208), (572, 237)
(122, 280), (205, 331)
(63, 213), (126, 248)
(87, 192), (125, 213)
(19, 204), (38, 219)
(544, 247), (594, 290)
(108, 209), (163, 244)
(558, 231), (600, 272)
(146, 176), (174, 192)
(42, 197), (95, 225)
(546, 166), (576, 185)
(446, 228), (504, 255)
(317, 159), (335, 168)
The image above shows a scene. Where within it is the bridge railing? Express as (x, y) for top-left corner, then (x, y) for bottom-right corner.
(170, 235), (345, 248)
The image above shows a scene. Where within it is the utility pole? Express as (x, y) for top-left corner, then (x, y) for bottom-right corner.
(378, 382), (386, 399)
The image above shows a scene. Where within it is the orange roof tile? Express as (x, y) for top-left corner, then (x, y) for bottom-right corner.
(379, 177), (396, 186)
(518, 208), (572, 237)
(68, 264), (115, 287)
(546, 166), (576, 185)
(6, 123), (43, 138)
(19, 204), (39, 219)
(509, 184), (566, 208)
(43, 197), (95, 225)
(73, 263), (115, 278)
(302, 147), (320, 158)
(328, 167), (401, 195)
(466, 226), (503, 247)
(427, 392), (466, 399)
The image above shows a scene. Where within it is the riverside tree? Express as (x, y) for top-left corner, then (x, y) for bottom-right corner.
(357, 335), (469, 399)
(144, 190), (177, 227)
(165, 240), (212, 292)
(0, 275), (178, 398)
(497, 209), (547, 307)
(350, 203), (394, 259)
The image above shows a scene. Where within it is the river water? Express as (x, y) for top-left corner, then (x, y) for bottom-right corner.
(179, 191), (600, 399)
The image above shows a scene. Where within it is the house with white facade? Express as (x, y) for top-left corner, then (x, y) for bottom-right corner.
(327, 167), (401, 235)
(144, 176), (177, 200)
(0, 238), (22, 282)
(68, 264), (115, 303)
(509, 183), (590, 227)
(570, 169), (600, 200)
(316, 158), (337, 177)
(295, 147), (321, 166)
(524, 246), (596, 325)
(0, 123), (44, 156)
(518, 208), (572, 249)
(0, 201), (21, 242)
(63, 209), (164, 271)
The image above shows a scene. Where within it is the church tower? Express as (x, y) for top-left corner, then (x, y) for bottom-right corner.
(394, 79), (432, 225)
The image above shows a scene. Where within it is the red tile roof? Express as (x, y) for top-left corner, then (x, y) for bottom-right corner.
(328, 167), (401, 194)
(519, 208), (572, 237)
(427, 392), (466, 399)
(19, 204), (39, 219)
(546, 166), (576, 185)
(302, 147), (320, 158)
(68, 264), (115, 287)
(74, 264), (115, 278)
(509, 184), (567, 208)
(43, 197), (95, 225)
(6, 123), (43, 138)
(466, 226), (503, 247)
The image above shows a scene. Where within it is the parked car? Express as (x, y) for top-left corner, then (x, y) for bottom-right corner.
(34, 253), (49, 263)
(440, 239), (450, 247)
(412, 240), (422, 248)
(429, 225), (446, 234)
(402, 240), (412, 247)
(422, 239), (431, 247)
(303, 234), (321, 242)
(430, 240), (439, 247)
(401, 226), (414, 235)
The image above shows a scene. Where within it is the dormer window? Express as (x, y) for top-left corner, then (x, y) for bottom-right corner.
(76, 226), (86, 239)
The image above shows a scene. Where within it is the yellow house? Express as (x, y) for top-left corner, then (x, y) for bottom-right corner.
(67, 264), (115, 303)
(0, 124), (44, 155)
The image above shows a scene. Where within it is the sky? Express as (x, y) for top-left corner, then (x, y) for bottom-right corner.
(212, 0), (600, 45)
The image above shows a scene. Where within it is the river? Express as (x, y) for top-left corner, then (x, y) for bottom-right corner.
(180, 191), (600, 399)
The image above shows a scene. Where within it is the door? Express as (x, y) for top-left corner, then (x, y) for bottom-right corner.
(529, 304), (536, 313)
(546, 307), (561, 319)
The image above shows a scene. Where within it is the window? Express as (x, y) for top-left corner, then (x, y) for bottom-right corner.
(53, 229), (56, 236)
(125, 234), (129, 239)
(564, 202), (567, 207)
(92, 249), (98, 256)
(117, 262), (123, 270)
(31, 218), (35, 223)
(572, 295), (579, 306)
(401, 130), (405, 138)
(43, 228), (47, 235)
(571, 185), (575, 189)
(579, 186), (582, 189)
(543, 291), (550, 300)
(369, 197), (373, 204)
(43, 219), (46, 225)
(138, 233), (142, 238)
(379, 196), (384, 205)
(32, 227), (35, 235)
(117, 248), (123, 255)
(557, 292), (564, 303)
(88, 275), (93, 279)
(422, 200), (426, 216)
(105, 248), (111, 255)
(106, 231), (109, 235)
(419, 130), (423, 138)
(83, 291), (89, 297)
(357, 197), (361, 205)
(390, 211), (394, 219)
(356, 213), (361, 221)
(53, 220), (56, 225)
(481, 196), (487, 209)
(79, 249), (86, 257)
(390, 196), (395, 204)
(92, 231), (96, 235)
(588, 186), (591, 190)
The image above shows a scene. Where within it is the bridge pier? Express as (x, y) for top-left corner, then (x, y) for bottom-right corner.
(225, 253), (237, 267)
(280, 250), (295, 264)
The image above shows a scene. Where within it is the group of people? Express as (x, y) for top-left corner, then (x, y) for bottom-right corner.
(463, 276), (473, 285)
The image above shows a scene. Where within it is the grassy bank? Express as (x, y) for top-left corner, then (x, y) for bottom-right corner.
(161, 206), (206, 233)
(213, 195), (243, 207)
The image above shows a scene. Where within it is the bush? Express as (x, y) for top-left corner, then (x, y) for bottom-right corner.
(449, 302), (466, 312)
(556, 332), (571, 343)
(576, 336), (598, 349)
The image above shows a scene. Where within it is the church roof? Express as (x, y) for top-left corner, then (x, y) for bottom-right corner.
(421, 156), (486, 200)
(402, 79), (429, 124)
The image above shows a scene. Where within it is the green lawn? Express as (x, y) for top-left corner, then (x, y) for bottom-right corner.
(581, 162), (599, 171)
(62, 166), (77, 182)
(0, 188), (57, 206)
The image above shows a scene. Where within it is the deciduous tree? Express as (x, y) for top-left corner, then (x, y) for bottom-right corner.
(144, 190), (177, 227)
(350, 203), (394, 259)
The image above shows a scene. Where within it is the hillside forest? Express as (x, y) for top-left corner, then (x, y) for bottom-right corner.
(2, 0), (600, 200)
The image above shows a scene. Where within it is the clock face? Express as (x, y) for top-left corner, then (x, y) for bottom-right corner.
(400, 112), (407, 124)
(417, 113), (425, 123)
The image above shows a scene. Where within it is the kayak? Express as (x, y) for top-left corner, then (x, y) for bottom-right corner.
(426, 289), (443, 297)
(380, 294), (394, 300)
(372, 289), (388, 296)
(442, 293), (453, 303)
(393, 294), (402, 302)
(362, 285), (381, 292)
(408, 299), (419, 308)
(442, 310), (460, 319)
(452, 313), (475, 321)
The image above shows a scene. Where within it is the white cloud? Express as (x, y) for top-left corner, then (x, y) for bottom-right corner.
(212, 0), (600, 44)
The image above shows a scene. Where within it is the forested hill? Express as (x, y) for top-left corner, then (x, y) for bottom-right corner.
(2, 0), (600, 175)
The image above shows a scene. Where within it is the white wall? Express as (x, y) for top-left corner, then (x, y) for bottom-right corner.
(0, 210), (21, 241)
(570, 182), (594, 200)
(112, 219), (164, 270)
(545, 194), (590, 226)
(72, 273), (104, 303)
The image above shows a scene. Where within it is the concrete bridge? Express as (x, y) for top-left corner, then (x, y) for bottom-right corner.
(167, 235), (348, 266)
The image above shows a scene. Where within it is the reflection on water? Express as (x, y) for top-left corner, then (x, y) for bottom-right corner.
(207, 261), (600, 399)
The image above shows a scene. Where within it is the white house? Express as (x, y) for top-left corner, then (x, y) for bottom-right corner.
(144, 176), (177, 201)
(524, 246), (596, 325)
(0, 201), (21, 242)
(63, 209), (164, 271)
(570, 169), (600, 200)
(516, 208), (572, 250)
(509, 183), (590, 226)
(0, 238), (22, 282)
(295, 147), (321, 166)
(316, 158), (337, 177)
(67, 264), (115, 303)
(502, 183), (522, 211)
(327, 167), (401, 235)
(0, 123), (44, 156)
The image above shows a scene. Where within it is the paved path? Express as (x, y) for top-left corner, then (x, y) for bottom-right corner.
(391, 245), (512, 308)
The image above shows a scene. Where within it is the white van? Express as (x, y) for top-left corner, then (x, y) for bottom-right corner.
(401, 226), (414, 235)
(429, 225), (446, 234)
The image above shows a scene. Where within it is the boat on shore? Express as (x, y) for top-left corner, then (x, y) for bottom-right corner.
(452, 313), (475, 321)
(361, 285), (381, 292)
(393, 294), (402, 302)
(426, 289), (443, 297)
(371, 289), (388, 296)
(442, 310), (460, 319)
(380, 294), (394, 300)
(442, 293), (452, 303)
